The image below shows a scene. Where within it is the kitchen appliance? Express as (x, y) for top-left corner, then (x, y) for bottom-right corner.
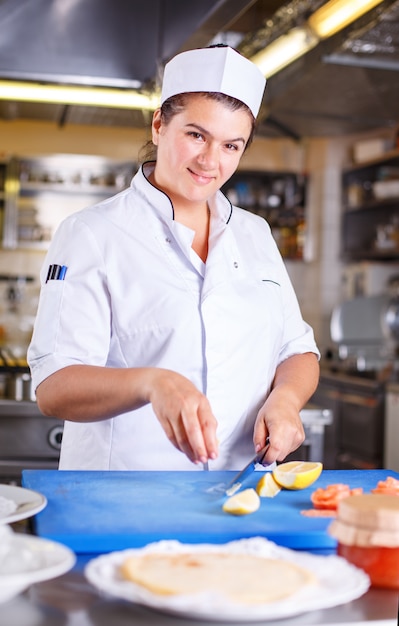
(323, 287), (399, 470)
(0, 400), (63, 484)
(330, 292), (399, 375)
(0, 341), (63, 483)
(311, 371), (385, 470)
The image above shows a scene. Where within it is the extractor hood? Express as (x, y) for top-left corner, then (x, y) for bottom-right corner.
(0, 0), (398, 139)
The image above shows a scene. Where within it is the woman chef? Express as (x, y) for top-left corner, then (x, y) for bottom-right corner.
(28, 45), (320, 471)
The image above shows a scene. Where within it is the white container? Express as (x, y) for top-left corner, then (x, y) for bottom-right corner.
(373, 180), (399, 199)
(352, 138), (394, 163)
(341, 262), (399, 299)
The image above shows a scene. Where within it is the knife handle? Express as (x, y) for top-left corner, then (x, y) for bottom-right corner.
(256, 437), (270, 465)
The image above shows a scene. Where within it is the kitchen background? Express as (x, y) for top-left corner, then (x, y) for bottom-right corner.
(0, 0), (399, 480)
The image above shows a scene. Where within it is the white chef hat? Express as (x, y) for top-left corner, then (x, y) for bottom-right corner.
(161, 46), (266, 118)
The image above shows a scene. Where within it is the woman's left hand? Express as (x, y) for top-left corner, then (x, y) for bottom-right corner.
(253, 353), (319, 465)
(254, 393), (305, 465)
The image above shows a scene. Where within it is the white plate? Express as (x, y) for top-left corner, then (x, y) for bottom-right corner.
(0, 526), (76, 603)
(0, 484), (47, 524)
(85, 537), (370, 622)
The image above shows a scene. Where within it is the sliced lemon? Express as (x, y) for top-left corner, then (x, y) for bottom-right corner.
(256, 472), (282, 497)
(222, 488), (261, 516)
(272, 461), (323, 490)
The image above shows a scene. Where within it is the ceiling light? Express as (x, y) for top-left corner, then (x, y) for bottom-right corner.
(250, 26), (319, 78)
(308, 0), (385, 39)
(0, 81), (160, 110)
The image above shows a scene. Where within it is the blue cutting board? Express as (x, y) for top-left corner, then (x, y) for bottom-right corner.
(22, 469), (399, 555)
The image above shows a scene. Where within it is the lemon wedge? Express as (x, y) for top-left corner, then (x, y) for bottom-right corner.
(272, 461), (323, 490)
(222, 488), (261, 515)
(256, 472), (282, 497)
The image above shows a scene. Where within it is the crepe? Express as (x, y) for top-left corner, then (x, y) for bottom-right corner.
(120, 551), (316, 605)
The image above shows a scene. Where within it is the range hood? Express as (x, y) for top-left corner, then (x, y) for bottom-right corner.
(0, 0), (398, 139)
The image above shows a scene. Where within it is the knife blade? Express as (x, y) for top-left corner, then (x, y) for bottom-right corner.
(225, 438), (270, 496)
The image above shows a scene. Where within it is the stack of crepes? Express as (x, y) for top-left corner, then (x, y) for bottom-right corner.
(120, 549), (317, 605)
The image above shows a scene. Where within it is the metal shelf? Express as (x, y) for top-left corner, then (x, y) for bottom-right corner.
(2, 154), (136, 250)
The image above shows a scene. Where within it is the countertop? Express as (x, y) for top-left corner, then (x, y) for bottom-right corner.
(3, 469), (399, 626)
(1, 554), (398, 626)
(318, 367), (387, 389)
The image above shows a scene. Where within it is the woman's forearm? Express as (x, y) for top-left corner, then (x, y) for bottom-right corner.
(271, 352), (320, 409)
(35, 365), (157, 422)
(35, 364), (219, 464)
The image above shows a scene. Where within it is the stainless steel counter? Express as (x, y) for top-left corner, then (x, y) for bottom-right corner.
(1, 552), (398, 626)
(319, 367), (387, 389)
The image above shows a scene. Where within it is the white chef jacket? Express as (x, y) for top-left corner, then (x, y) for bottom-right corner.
(28, 162), (320, 471)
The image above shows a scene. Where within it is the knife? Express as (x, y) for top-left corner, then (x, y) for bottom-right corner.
(225, 437), (270, 496)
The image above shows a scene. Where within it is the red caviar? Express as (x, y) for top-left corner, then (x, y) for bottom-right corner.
(337, 544), (399, 589)
(329, 493), (399, 589)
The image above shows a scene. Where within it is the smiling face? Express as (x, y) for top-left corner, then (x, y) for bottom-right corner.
(150, 93), (253, 214)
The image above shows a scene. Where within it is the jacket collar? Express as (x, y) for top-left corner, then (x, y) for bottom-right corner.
(132, 161), (233, 225)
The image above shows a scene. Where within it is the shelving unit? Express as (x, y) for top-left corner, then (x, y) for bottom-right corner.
(341, 150), (399, 261)
(2, 155), (136, 249)
(222, 169), (307, 260)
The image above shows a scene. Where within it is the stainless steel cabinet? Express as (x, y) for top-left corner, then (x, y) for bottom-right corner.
(0, 399), (63, 483)
(311, 371), (385, 470)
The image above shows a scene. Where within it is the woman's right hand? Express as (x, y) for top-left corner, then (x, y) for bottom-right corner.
(147, 369), (219, 465)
